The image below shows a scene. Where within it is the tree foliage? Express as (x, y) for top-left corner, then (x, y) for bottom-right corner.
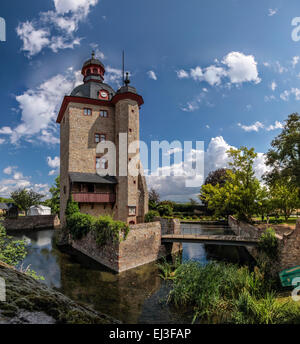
(10, 188), (45, 213)
(0, 224), (27, 266)
(269, 178), (300, 221)
(44, 176), (60, 215)
(200, 147), (261, 222)
(264, 113), (300, 193)
(149, 188), (160, 209)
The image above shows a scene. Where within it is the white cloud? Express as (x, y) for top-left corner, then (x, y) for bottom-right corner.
(291, 88), (300, 100)
(178, 51), (260, 87)
(105, 66), (124, 87)
(17, 0), (99, 57)
(3, 166), (17, 175)
(280, 90), (290, 101)
(222, 52), (261, 84)
(0, 69), (81, 145)
(53, 0), (98, 15)
(47, 156), (60, 169)
(176, 69), (189, 79)
(238, 121), (264, 132)
(270, 81), (277, 91)
(147, 70), (157, 80)
(203, 65), (227, 86)
(238, 120), (284, 132)
(266, 121), (283, 131)
(292, 56), (300, 68)
(190, 66), (203, 81)
(264, 95), (276, 102)
(181, 92), (207, 112)
(268, 8), (278, 16)
(16, 22), (50, 57)
(47, 156), (60, 176)
(280, 88), (300, 101)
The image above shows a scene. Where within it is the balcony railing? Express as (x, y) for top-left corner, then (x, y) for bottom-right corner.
(72, 192), (116, 203)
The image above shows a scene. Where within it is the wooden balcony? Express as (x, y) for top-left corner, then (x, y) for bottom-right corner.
(72, 192), (116, 203)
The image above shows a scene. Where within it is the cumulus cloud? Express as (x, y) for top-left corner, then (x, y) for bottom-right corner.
(0, 69), (81, 145)
(177, 51), (260, 89)
(147, 136), (268, 202)
(147, 70), (157, 80)
(266, 121), (283, 131)
(222, 52), (261, 84)
(17, 0), (99, 57)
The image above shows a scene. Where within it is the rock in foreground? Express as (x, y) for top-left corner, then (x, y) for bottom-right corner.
(0, 261), (120, 324)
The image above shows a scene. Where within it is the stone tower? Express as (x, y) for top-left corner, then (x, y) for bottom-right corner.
(57, 53), (148, 226)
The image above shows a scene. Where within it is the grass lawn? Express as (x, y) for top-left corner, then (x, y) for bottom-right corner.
(253, 216), (299, 225)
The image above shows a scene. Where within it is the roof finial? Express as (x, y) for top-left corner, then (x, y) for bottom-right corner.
(124, 72), (130, 86)
(92, 50), (95, 59)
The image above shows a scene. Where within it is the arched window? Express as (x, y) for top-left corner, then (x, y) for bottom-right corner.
(93, 68), (98, 74)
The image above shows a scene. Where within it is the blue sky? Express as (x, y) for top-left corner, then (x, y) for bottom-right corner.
(0, 0), (300, 201)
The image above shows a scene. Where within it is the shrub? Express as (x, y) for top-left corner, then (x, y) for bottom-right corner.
(67, 212), (95, 240)
(157, 204), (173, 217)
(145, 210), (160, 223)
(65, 197), (80, 217)
(258, 227), (279, 260)
(93, 215), (130, 246)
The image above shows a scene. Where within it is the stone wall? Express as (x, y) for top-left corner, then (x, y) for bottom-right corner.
(2, 215), (60, 231)
(278, 220), (300, 270)
(71, 218), (182, 273)
(228, 216), (264, 239)
(229, 216), (300, 272)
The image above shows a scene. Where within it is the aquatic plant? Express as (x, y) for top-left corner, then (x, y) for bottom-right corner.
(164, 261), (296, 323)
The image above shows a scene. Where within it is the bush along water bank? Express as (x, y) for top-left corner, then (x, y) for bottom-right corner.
(158, 260), (300, 324)
(66, 199), (130, 246)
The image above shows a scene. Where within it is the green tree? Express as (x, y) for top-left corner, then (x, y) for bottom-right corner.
(200, 147), (261, 222)
(149, 188), (160, 210)
(269, 178), (300, 221)
(0, 224), (27, 266)
(11, 188), (45, 213)
(256, 186), (273, 222)
(264, 113), (300, 195)
(44, 176), (60, 215)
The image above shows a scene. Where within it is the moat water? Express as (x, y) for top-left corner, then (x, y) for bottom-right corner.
(10, 224), (254, 324)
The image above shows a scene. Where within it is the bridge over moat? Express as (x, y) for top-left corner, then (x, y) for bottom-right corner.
(161, 234), (259, 247)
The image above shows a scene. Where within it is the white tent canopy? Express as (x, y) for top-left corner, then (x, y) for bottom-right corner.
(28, 205), (51, 216)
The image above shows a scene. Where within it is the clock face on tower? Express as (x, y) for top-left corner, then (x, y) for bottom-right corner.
(99, 90), (108, 99)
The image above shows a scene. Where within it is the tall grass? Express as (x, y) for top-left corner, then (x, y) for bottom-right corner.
(162, 261), (300, 324)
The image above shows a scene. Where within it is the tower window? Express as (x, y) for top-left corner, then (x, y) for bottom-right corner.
(93, 68), (98, 74)
(88, 184), (95, 193)
(96, 157), (108, 169)
(95, 133), (106, 143)
(84, 108), (92, 116)
(128, 206), (136, 216)
(100, 110), (108, 118)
